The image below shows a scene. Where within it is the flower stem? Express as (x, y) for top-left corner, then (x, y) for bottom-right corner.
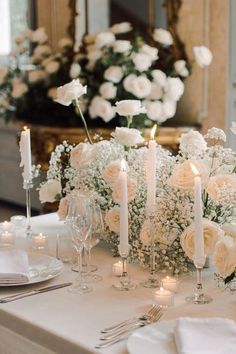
(127, 115), (133, 128)
(73, 99), (93, 144)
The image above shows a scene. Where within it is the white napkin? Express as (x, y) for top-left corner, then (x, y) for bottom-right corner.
(174, 317), (236, 354)
(0, 249), (30, 284)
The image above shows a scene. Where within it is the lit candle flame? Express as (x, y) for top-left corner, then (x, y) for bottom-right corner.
(150, 124), (157, 140)
(160, 287), (164, 291)
(190, 163), (200, 176)
(120, 158), (126, 172)
(24, 126), (28, 131)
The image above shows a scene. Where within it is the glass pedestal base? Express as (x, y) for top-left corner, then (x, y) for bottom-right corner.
(140, 275), (160, 288)
(185, 292), (213, 304)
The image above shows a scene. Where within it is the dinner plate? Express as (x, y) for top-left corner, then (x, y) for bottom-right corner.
(127, 320), (177, 354)
(0, 253), (64, 286)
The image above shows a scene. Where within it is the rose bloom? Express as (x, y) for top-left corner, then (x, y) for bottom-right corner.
(102, 160), (121, 186)
(28, 70), (47, 83)
(165, 77), (184, 101)
(0, 67), (8, 85)
(193, 46), (213, 68)
(132, 53), (152, 72)
(112, 177), (137, 204)
(112, 40), (131, 53)
(12, 82), (28, 98)
(112, 127), (144, 147)
(140, 219), (161, 246)
(146, 101), (163, 122)
(179, 130), (207, 155)
(231, 122), (236, 135)
(213, 236), (236, 277)
(123, 74), (136, 93)
(168, 159), (209, 190)
(105, 206), (120, 234)
(89, 96), (115, 122)
(174, 60), (189, 77)
(114, 100), (146, 117)
(99, 82), (117, 99)
(206, 174), (236, 203)
(55, 79), (87, 106)
(153, 28), (173, 46)
(70, 142), (95, 169)
(110, 22), (132, 34)
(148, 83), (163, 100)
(140, 44), (158, 61)
(162, 99), (176, 119)
(132, 76), (152, 98)
(44, 60), (60, 74)
(31, 27), (48, 43)
(95, 31), (115, 48)
(39, 180), (61, 203)
(47, 87), (57, 99)
(151, 69), (167, 88)
(57, 196), (68, 221)
(180, 219), (224, 260)
(104, 66), (123, 83)
(33, 45), (52, 58)
(69, 63), (81, 79)
(58, 37), (73, 49)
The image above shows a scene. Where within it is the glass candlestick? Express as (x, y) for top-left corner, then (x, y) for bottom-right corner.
(140, 213), (160, 288)
(112, 245), (136, 291)
(186, 259), (213, 304)
(24, 180), (32, 238)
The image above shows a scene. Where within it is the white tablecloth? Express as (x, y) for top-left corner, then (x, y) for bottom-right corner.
(0, 213), (235, 354)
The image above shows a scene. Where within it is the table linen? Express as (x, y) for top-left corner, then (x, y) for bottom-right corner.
(0, 249), (30, 284)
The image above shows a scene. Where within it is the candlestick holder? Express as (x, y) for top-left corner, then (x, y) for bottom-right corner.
(112, 245), (137, 291)
(140, 213), (160, 288)
(24, 179), (33, 238)
(186, 259), (213, 304)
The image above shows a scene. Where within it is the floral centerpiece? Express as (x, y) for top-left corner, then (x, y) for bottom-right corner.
(38, 79), (236, 275)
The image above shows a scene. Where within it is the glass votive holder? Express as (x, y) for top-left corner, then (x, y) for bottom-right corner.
(112, 261), (123, 277)
(56, 233), (72, 263)
(154, 287), (174, 310)
(32, 233), (48, 250)
(161, 276), (179, 293)
(0, 221), (12, 232)
(0, 230), (15, 247)
(10, 215), (26, 229)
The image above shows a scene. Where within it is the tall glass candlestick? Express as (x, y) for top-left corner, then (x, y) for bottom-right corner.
(24, 180), (32, 238)
(112, 245), (136, 291)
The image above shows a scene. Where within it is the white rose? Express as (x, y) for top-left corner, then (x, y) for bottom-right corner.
(165, 77), (184, 101)
(114, 100), (146, 117)
(33, 45), (52, 59)
(204, 127), (226, 143)
(39, 180), (61, 203)
(28, 70), (47, 83)
(69, 63), (81, 79)
(44, 60), (60, 74)
(0, 67), (8, 85)
(105, 206), (120, 234)
(153, 28), (173, 46)
(102, 160), (121, 186)
(132, 53), (152, 72)
(231, 122), (236, 135)
(140, 219), (159, 246)
(112, 177), (137, 204)
(179, 130), (207, 155)
(146, 101), (163, 122)
(70, 142), (96, 169)
(104, 66), (123, 83)
(55, 79), (87, 106)
(112, 127), (144, 147)
(47, 87), (57, 99)
(12, 82), (28, 98)
(31, 27), (48, 44)
(123, 74), (136, 93)
(87, 46), (102, 64)
(112, 40), (131, 53)
(221, 224), (236, 240)
(213, 236), (236, 277)
(168, 159), (209, 190)
(89, 96), (115, 122)
(162, 99), (176, 119)
(110, 22), (132, 34)
(206, 174), (236, 203)
(148, 83), (163, 100)
(174, 60), (189, 77)
(180, 219), (224, 260)
(57, 196), (68, 221)
(140, 44), (158, 61)
(99, 82), (117, 99)
(58, 37), (73, 49)
(132, 76), (152, 98)
(151, 70), (167, 88)
(193, 46), (213, 68)
(95, 31), (115, 48)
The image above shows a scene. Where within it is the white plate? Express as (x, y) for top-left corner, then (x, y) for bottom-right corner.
(127, 320), (177, 354)
(0, 253), (64, 286)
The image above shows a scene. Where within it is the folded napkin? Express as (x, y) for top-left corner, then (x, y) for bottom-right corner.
(174, 317), (236, 354)
(0, 249), (30, 284)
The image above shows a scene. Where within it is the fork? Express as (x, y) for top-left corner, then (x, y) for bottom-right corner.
(101, 304), (159, 333)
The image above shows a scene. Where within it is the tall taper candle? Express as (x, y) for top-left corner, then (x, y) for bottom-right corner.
(119, 159), (129, 254)
(19, 126), (32, 181)
(146, 125), (157, 215)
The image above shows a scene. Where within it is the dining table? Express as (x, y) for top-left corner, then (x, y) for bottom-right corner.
(0, 213), (235, 354)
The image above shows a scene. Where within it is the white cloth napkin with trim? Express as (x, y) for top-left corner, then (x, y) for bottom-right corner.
(174, 317), (236, 354)
(0, 249), (30, 284)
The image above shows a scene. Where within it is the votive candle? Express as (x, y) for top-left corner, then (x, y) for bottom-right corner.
(161, 276), (178, 293)
(112, 261), (123, 276)
(32, 233), (48, 249)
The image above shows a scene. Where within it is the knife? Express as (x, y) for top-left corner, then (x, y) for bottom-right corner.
(0, 282), (72, 303)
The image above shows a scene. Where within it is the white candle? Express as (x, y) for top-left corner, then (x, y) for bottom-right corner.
(1, 221), (12, 231)
(0, 231), (14, 246)
(190, 163), (205, 267)
(146, 125), (157, 215)
(32, 233), (48, 249)
(161, 276), (178, 292)
(119, 159), (129, 255)
(155, 287), (173, 308)
(19, 126), (32, 181)
(112, 261), (123, 276)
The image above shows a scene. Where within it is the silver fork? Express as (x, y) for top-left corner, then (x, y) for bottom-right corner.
(101, 304), (159, 334)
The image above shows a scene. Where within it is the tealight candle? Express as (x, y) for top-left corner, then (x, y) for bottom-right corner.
(32, 233), (48, 249)
(161, 276), (178, 293)
(10, 215), (26, 228)
(112, 261), (123, 276)
(155, 287), (173, 309)
(1, 221), (12, 231)
(0, 231), (14, 246)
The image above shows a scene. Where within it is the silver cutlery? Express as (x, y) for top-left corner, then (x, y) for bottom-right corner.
(0, 282), (72, 303)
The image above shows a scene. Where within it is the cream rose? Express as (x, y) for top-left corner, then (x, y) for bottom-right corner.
(165, 77), (184, 101)
(47, 87), (57, 99)
(110, 22), (132, 34)
(162, 99), (176, 119)
(105, 206), (120, 234)
(55, 79), (87, 106)
(104, 66), (123, 83)
(180, 219), (223, 260)
(174, 60), (189, 77)
(57, 196), (68, 220)
(146, 101), (163, 122)
(193, 46), (213, 68)
(151, 69), (167, 88)
(33, 45), (52, 58)
(123, 74), (136, 93)
(114, 100), (146, 117)
(89, 96), (115, 122)
(58, 37), (73, 49)
(95, 32), (115, 48)
(112, 177), (137, 204)
(213, 237), (236, 277)
(179, 130), (207, 155)
(69, 63), (81, 79)
(132, 76), (152, 98)
(99, 82), (117, 99)
(0, 68), (8, 85)
(28, 70), (47, 83)
(168, 159), (209, 190)
(112, 127), (144, 147)
(153, 28), (173, 46)
(44, 61), (60, 74)
(39, 180), (61, 203)
(206, 174), (236, 203)
(132, 53), (152, 72)
(31, 27), (48, 43)
(102, 160), (121, 186)
(148, 83), (163, 100)
(70, 142), (95, 169)
(140, 44), (158, 61)
(112, 40), (131, 53)
(12, 82), (28, 98)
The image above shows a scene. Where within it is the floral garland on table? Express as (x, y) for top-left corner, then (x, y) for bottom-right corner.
(39, 79), (236, 276)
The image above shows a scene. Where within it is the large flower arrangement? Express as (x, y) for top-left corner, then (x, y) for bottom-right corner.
(39, 80), (236, 276)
